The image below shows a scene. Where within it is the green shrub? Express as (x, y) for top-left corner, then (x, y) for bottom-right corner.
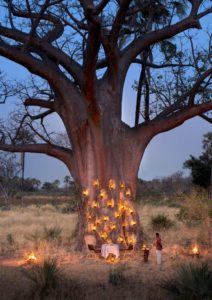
(108, 264), (127, 286)
(6, 233), (15, 246)
(24, 258), (83, 300)
(151, 214), (173, 230)
(176, 194), (208, 225)
(43, 226), (62, 242)
(161, 263), (212, 300)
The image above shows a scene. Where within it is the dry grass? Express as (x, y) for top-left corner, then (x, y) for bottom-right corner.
(0, 203), (211, 300)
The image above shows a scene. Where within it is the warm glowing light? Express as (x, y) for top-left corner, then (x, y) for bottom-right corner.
(128, 208), (134, 214)
(103, 215), (109, 222)
(93, 179), (100, 188)
(100, 189), (106, 198)
(107, 198), (115, 208)
(91, 201), (98, 208)
(125, 188), (131, 197)
(122, 221), (127, 227)
(27, 252), (37, 263)
(100, 231), (108, 239)
(110, 223), (116, 231)
(92, 224), (97, 231)
(128, 234), (136, 246)
(192, 246), (199, 255)
(130, 220), (137, 226)
(82, 188), (89, 197)
(117, 236), (124, 243)
(109, 179), (116, 190)
(114, 211), (120, 218)
(106, 253), (117, 263)
(87, 213), (92, 220)
(120, 182), (125, 189)
(95, 218), (101, 225)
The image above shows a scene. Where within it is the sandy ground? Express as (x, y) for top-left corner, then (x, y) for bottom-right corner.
(0, 248), (212, 300)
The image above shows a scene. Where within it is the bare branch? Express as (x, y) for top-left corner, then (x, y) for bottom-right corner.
(24, 98), (54, 109)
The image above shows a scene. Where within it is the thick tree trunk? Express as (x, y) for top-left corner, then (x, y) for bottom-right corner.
(68, 116), (149, 251)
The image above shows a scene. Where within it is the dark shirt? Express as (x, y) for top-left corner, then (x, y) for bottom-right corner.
(156, 237), (162, 250)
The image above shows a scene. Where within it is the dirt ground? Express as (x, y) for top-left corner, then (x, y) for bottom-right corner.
(0, 248), (212, 300)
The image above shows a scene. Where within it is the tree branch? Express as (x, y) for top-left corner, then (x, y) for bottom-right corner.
(24, 98), (54, 109)
(0, 143), (73, 166)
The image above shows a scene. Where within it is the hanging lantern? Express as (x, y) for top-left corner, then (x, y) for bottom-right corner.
(109, 179), (116, 190)
(82, 188), (89, 197)
(128, 208), (134, 214)
(117, 236), (124, 243)
(93, 179), (100, 188)
(120, 182), (125, 189)
(107, 198), (115, 208)
(92, 224), (97, 231)
(130, 220), (137, 226)
(114, 211), (120, 218)
(95, 218), (101, 225)
(100, 189), (106, 199)
(91, 200), (98, 208)
(110, 223), (116, 231)
(100, 231), (108, 240)
(125, 188), (131, 197)
(122, 221), (127, 228)
(103, 215), (109, 222)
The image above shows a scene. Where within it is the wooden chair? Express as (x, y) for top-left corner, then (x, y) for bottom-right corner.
(84, 235), (100, 258)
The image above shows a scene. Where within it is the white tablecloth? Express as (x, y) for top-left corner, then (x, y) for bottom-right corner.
(101, 244), (120, 258)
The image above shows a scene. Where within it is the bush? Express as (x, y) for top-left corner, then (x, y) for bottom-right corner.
(108, 264), (127, 286)
(151, 214), (173, 230)
(43, 226), (62, 242)
(161, 263), (212, 300)
(24, 258), (83, 300)
(176, 192), (208, 225)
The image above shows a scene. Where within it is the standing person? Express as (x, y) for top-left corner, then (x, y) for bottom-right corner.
(155, 232), (163, 265)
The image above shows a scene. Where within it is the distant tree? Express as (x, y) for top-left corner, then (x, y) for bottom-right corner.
(0, 152), (21, 204)
(42, 179), (60, 192)
(63, 175), (72, 190)
(184, 132), (212, 191)
(21, 177), (41, 192)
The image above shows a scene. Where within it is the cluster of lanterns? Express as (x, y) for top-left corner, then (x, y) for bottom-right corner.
(82, 179), (137, 247)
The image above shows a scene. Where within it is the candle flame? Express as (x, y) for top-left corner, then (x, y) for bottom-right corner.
(27, 252), (37, 263)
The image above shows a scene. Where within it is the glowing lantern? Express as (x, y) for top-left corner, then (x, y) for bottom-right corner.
(87, 213), (92, 221)
(92, 224), (97, 231)
(109, 179), (116, 190)
(100, 231), (108, 239)
(128, 234), (136, 246)
(95, 218), (101, 225)
(91, 201), (98, 208)
(27, 252), (37, 264)
(103, 215), (109, 222)
(93, 179), (100, 188)
(82, 188), (89, 197)
(130, 220), (137, 226)
(125, 188), (131, 197)
(114, 211), (120, 218)
(120, 182), (125, 189)
(107, 198), (114, 208)
(100, 189), (106, 199)
(122, 221), (127, 228)
(141, 244), (149, 251)
(128, 208), (134, 214)
(117, 236), (124, 243)
(106, 253), (117, 263)
(110, 223), (116, 231)
(192, 245), (200, 257)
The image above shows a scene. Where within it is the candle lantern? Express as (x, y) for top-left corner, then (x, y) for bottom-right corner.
(82, 188), (89, 197)
(114, 211), (120, 218)
(125, 188), (131, 197)
(109, 179), (116, 190)
(192, 245), (200, 258)
(100, 189), (106, 199)
(120, 182), (125, 189)
(91, 201), (98, 209)
(93, 179), (100, 188)
(107, 198), (114, 208)
(130, 220), (137, 226)
(103, 215), (109, 222)
(141, 244), (150, 262)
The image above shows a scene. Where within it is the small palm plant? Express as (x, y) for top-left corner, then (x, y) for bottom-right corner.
(161, 263), (212, 300)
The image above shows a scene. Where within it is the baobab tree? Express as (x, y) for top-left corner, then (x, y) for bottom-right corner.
(0, 0), (211, 249)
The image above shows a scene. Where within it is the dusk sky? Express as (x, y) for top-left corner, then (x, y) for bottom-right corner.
(0, 56), (211, 184)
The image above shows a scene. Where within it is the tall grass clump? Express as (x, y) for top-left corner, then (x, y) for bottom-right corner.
(161, 263), (212, 300)
(24, 258), (83, 300)
(108, 264), (127, 286)
(43, 226), (62, 242)
(151, 214), (173, 230)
